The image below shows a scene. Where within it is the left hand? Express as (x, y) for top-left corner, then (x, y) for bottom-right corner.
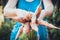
(23, 22), (31, 34)
(24, 13), (32, 21)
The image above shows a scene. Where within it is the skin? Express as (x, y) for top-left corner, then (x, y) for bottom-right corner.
(4, 0), (54, 20)
(15, 6), (41, 39)
(15, 6), (60, 40)
(4, 0), (55, 40)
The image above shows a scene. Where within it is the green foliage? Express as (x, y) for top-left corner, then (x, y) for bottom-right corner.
(0, 19), (15, 40)
(47, 6), (60, 40)
(18, 30), (37, 40)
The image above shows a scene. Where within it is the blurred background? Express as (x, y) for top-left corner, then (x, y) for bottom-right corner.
(0, 0), (60, 40)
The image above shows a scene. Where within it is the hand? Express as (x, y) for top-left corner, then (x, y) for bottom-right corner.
(30, 14), (38, 32)
(35, 6), (41, 18)
(16, 17), (26, 23)
(11, 16), (26, 23)
(23, 22), (31, 34)
(24, 13), (32, 21)
(30, 22), (38, 32)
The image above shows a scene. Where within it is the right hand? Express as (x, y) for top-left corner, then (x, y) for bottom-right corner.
(17, 13), (32, 23)
(35, 6), (41, 18)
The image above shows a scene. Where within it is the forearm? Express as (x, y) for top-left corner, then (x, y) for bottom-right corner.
(4, 0), (18, 18)
(4, 0), (30, 19)
(4, 8), (24, 18)
(38, 9), (53, 20)
(38, 10), (47, 20)
(38, 0), (54, 20)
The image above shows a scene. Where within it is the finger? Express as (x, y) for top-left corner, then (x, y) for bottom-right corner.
(38, 20), (60, 29)
(15, 25), (24, 40)
(17, 18), (26, 23)
(24, 14), (32, 21)
(35, 6), (41, 18)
